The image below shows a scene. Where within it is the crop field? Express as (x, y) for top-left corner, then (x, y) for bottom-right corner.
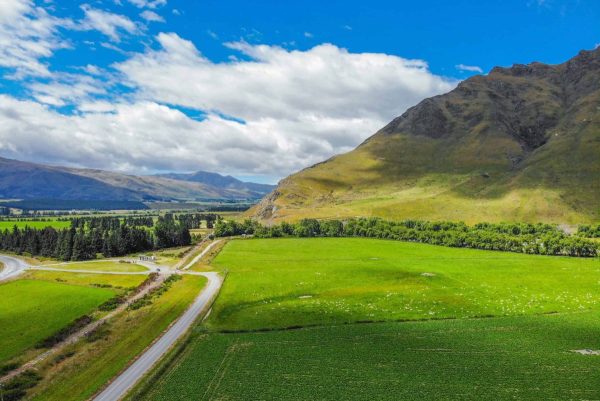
(135, 237), (600, 400)
(139, 312), (600, 401)
(44, 261), (149, 273)
(0, 279), (115, 364)
(207, 238), (600, 330)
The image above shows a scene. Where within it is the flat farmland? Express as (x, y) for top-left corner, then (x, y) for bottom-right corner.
(22, 270), (147, 289)
(0, 219), (71, 230)
(138, 312), (600, 401)
(0, 279), (115, 364)
(135, 238), (600, 400)
(207, 238), (600, 330)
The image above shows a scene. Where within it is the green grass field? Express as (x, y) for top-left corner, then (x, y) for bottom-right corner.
(0, 220), (71, 230)
(22, 270), (147, 290)
(137, 238), (600, 401)
(45, 261), (149, 273)
(207, 238), (600, 330)
(0, 280), (115, 364)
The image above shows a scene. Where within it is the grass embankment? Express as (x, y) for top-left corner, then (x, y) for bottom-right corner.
(45, 261), (148, 273)
(189, 240), (228, 272)
(136, 237), (600, 400)
(27, 275), (207, 401)
(0, 280), (115, 364)
(207, 238), (600, 330)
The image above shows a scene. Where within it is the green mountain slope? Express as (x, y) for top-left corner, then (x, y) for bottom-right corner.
(253, 48), (600, 224)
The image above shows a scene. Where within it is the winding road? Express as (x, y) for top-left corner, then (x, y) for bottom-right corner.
(92, 271), (223, 401)
(0, 254), (29, 281)
(0, 240), (224, 400)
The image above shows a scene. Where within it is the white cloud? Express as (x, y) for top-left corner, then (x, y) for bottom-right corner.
(118, 35), (455, 125)
(140, 10), (164, 23)
(81, 64), (102, 75)
(0, 96), (296, 174)
(304, 32), (313, 38)
(0, 0), (71, 78)
(28, 73), (108, 107)
(128, 0), (167, 9)
(0, 34), (456, 177)
(79, 5), (139, 42)
(455, 63), (483, 73)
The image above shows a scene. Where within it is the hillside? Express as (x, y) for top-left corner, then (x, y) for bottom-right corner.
(0, 157), (272, 202)
(253, 48), (600, 224)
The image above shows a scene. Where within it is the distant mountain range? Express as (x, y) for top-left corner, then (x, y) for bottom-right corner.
(0, 157), (274, 202)
(155, 171), (274, 195)
(253, 47), (600, 224)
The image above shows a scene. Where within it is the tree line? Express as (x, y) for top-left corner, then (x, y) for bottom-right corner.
(175, 213), (218, 229)
(577, 224), (600, 238)
(0, 214), (192, 261)
(214, 218), (599, 257)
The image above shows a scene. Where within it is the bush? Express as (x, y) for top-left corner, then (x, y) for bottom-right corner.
(35, 315), (93, 348)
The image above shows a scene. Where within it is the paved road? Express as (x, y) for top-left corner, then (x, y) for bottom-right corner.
(182, 240), (222, 270)
(0, 254), (29, 281)
(92, 271), (223, 401)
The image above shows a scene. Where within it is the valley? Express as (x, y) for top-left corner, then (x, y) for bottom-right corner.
(0, 21), (597, 401)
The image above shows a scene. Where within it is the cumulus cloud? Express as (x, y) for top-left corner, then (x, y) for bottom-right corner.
(79, 5), (139, 42)
(140, 10), (164, 23)
(0, 96), (302, 174)
(118, 34), (455, 124)
(455, 63), (483, 73)
(0, 33), (456, 177)
(0, 0), (71, 78)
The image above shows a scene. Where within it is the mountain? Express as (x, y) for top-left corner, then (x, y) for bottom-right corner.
(0, 157), (273, 202)
(156, 171), (274, 198)
(253, 48), (600, 224)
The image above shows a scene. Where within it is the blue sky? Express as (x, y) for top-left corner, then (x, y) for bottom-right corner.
(0, 0), (598, 183)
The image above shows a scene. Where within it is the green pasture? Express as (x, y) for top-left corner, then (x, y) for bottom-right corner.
(138, 237), (600, 401)
(207, 238), (600, 330)
(0, 220), (71, 230)
(0, 279), (115, 364)
(22, 270), (147, 289)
